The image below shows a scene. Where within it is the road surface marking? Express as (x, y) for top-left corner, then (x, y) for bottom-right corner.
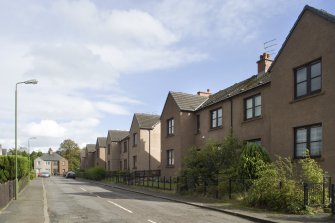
(96, 195), (101, 198)
(80, 187), (87, 192)
(148, 220), (157, 223)
(42, 179), (50, 223)
(107, 200), (133, 213)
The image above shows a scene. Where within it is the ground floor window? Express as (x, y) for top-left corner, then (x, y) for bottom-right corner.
(167, 149), (174, 166)
(295, 124), (322, 158)
(246, 138), (262, 146)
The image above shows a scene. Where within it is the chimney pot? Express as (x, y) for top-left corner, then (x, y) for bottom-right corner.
(257, 52), (272, 74)
(197, 89), (212, 97)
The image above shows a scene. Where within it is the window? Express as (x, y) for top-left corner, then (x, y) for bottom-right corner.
(53, 161), (58, 165)
(167, 149), (174, 166)
(245, 95), (261, 120)
(167, 118), (174, 135)
(108, 144), (111, 155)
(196, 115), (200, 133)
(123, 141), (128, 153)
(124, 159), (128, 170)
(133, 156), (137, 169)
(38, 161), (41, 165)
(295, 124), (322, 158)
(107, 161), (110, 170)
(62, 161), (65, 166)
(295, 60), (321, 98)
(46, 161), (50, 165)
(210, 108), (222, 129)
(133, 133), (137, 147)
(246, 138), (262, 146)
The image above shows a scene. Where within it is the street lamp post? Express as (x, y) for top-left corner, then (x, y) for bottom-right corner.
(15, 79), (38, 200)
(28, 137), (37, 172)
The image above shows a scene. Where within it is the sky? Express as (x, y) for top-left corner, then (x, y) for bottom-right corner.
(0, 0), (334, 153)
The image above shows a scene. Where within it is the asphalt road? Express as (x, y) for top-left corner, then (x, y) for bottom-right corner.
(0, 177), (254, 223)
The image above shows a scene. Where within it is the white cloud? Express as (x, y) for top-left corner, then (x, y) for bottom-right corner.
(154, 0), (291, 44)
(25, 120), (66, 137)
(95, 102), (130, 115)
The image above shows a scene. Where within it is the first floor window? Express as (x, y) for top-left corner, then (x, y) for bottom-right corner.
(245, 95), (261, 120)
(210, 108), (222, 129)
(133, 133), (137, 147)
(295, 60), (321, 98)
(295, 124), (322, 158)
(167, 118), (174, 135)
(167, 149), (174, 166)
(124, 141), (128, 152)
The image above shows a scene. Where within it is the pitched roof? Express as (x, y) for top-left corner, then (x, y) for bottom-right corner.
(199, 72), (270, 109)
(170, 91), (208, 111)
(108, 130), (129, 142)
(40, 152), (64, 161)
(86, 144), (96, 152)
(269, 5), (335, 72)
(135, 113), (160, 129)
(96, 137), (107, 148)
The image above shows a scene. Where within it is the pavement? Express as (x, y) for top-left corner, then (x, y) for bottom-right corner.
(94, 180), (335, 223)
(1, 178), (334, 223)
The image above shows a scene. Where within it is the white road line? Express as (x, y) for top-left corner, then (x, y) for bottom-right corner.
(148, 220), (157, 223)
(96, 195), (101, 198)
(107, 200), (133, 213)
(42, 179), (50, 223)
(80, 187), (87, 192)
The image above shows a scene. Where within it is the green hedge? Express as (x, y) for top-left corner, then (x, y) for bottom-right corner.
(78, 167), (106, 181)
(0, 155), (30, 183)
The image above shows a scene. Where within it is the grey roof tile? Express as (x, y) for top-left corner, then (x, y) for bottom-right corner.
(135, 113), (160, 129)
(40, 152), (64, 161)
(199, 72), (270, 109)
(86, 144), (96, 152)
(170, 92), (208, 111)
(108, 130), (129, 142)
(97, 137), (107, 148)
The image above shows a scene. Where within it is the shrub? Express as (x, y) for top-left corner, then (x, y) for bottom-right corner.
(0, 155), (30, 183)
(238, 143), (271, 179)
(85, 167), (106, 181)
(246, 156), (324, 213)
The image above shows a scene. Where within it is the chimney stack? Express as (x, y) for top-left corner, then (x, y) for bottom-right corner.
(257, 53), (272, 74)
(197, 89), (211, 97)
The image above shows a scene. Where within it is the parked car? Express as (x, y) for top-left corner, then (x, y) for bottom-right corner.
(40, 172), (50, 178)
(65, 171), (76, 179)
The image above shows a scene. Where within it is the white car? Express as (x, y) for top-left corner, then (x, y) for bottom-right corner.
(40, 172), (50, 178)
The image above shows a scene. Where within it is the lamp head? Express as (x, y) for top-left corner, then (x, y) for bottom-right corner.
(24, 79), (38, 85)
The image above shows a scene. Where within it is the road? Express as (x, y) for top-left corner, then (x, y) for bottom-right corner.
(0, 177), (254, 223)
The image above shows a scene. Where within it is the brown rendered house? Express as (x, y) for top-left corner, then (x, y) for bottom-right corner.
(161, 5), (335, 178)
(84, 144), (96, 169)
(95, 137), (107, 169)
(128, 113), (161, 172)
(269, 6), (335, 178)
(106, 130), (129, 171)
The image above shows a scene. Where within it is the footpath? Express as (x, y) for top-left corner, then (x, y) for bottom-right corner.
(94, 180), (334, 223)
(0, 178), (46, 223)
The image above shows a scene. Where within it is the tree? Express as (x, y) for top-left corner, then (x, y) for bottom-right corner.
(59, 139), (81, 171)
(30, 151), (43, 169)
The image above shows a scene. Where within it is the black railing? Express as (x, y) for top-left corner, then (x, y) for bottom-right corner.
(303, 176), (332, 208)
